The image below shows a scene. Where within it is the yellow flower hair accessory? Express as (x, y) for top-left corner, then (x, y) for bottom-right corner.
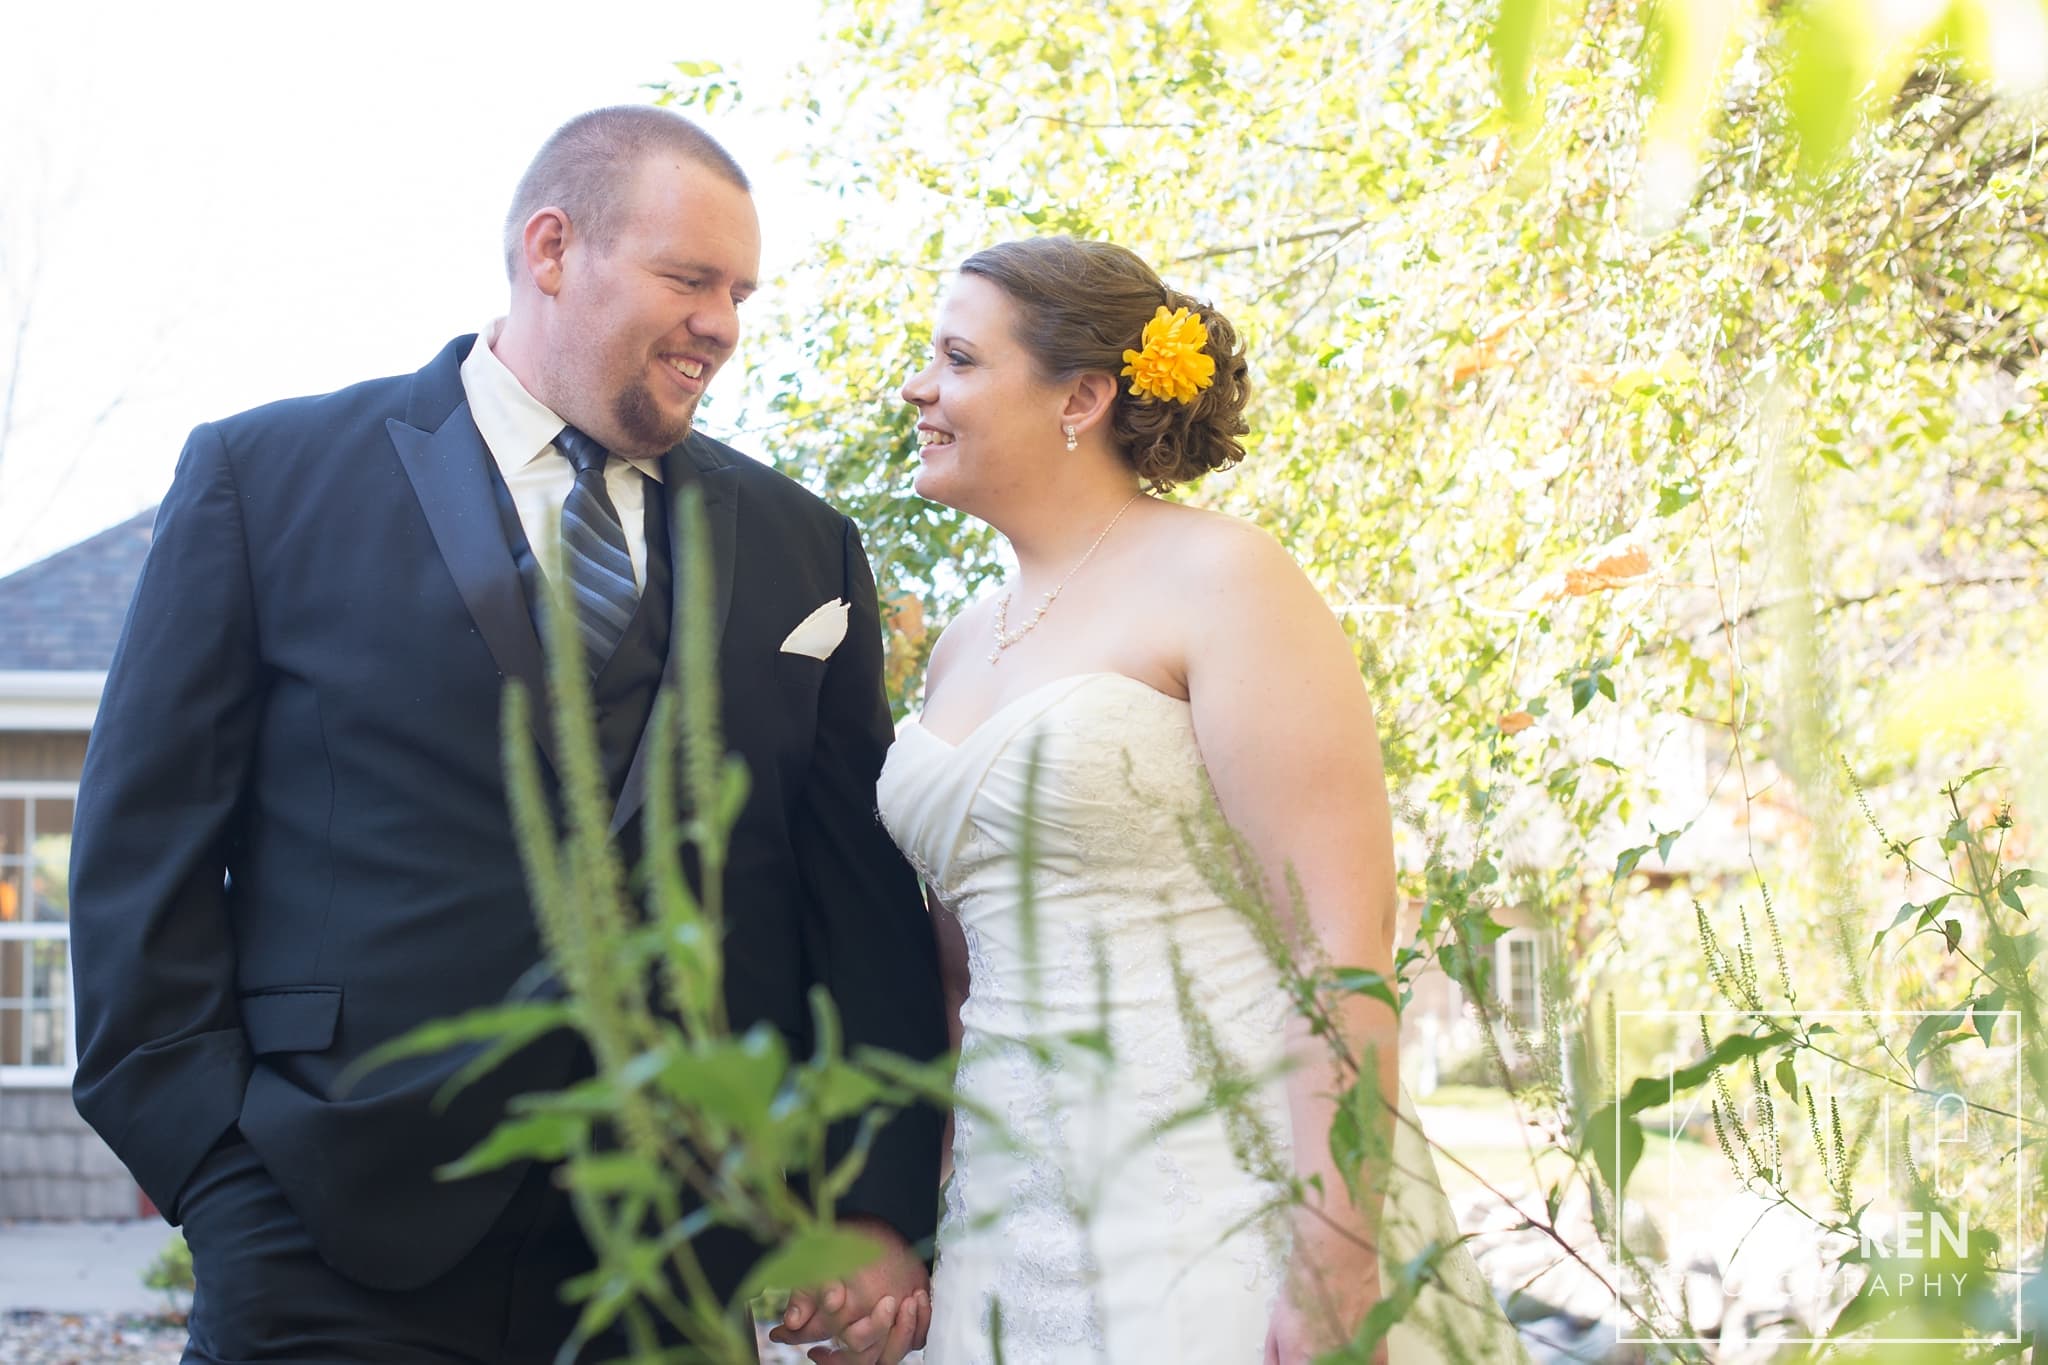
(1121, 306), (1216, 404)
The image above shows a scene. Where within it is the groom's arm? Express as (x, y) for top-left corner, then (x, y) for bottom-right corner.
(792, 517), (947, 1246)
(70, 421), (261, 1221)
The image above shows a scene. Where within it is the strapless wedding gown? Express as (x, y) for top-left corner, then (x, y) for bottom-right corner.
(876, 672), (1526, 1364)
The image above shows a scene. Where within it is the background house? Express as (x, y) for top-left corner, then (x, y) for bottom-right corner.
(1395, 702), (1763, 1095)
(0, 508), (155, 1219)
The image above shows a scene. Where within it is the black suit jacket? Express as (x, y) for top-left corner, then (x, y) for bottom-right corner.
(69, 336), (944, 1290)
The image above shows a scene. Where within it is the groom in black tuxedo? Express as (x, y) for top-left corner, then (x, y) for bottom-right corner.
(68, 107), (942, 1362)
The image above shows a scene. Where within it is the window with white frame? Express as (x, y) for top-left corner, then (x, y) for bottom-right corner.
(0, 784), (76, 1085)
(1496, 929), (1542, 1032)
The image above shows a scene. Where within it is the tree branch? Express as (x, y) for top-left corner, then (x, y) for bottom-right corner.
(1172, 218), (1372, 263)
(1686, 570), (2040, 645)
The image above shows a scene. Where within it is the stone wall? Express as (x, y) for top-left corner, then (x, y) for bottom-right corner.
(0, 1085), (139, 1220)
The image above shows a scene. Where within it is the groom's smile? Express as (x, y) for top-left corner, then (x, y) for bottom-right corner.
(655, 348), (717, 401)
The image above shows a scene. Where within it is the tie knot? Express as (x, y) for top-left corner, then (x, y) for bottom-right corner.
(555, 426), (609, 478)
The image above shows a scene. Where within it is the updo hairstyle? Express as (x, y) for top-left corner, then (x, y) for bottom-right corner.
(958, 237), (1251, 490)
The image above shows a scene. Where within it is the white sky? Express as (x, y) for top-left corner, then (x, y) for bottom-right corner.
(0, 0), (825, 575)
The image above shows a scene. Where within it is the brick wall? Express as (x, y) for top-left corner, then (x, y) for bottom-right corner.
(0, 1086), (139, 1220)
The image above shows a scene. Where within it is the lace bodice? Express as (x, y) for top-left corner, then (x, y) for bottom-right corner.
(877, 671), (1521, 1364)
(883, 672), (1291, 1050)
(879, 674), (1294, 1363)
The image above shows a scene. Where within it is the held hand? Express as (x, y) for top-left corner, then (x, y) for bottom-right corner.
(796, 1289), (928, 1365)
(767, 1218), (931, 1364)
(770, 1284), (840, 1345)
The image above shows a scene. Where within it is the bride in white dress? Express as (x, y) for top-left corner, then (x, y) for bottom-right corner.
(786, 238), (1523, 1365)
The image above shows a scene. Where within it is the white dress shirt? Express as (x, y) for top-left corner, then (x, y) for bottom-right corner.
(458, 320), (665, 589)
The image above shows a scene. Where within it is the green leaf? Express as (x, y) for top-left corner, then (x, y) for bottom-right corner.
(1914, 893), (1954, 930)
(341, 1000), (573, 1098)
(560, 1153), (668, 1199)
(1775, 1056), (1799, 1102)
(1585, 1102), (1645, 1193)
(1344, 1243), (1437, 1358)
(1615, 844), (1652, 881)
(1614, 1028), (1794, 1116)
(432, 1005), (585, 1111)
(1991, 930), (2043, 977)
(806, 1062), (888, 1122)
(1951, 765), (2003, 793)
(850, 1045), (970, 1109)
(439, 1111), (581, 1180)
(658, 1026), (788, 1130)
(1972, 988), (2008, 1046)
(1327, 1075), (1390, 1209)
(1906, 1011), (1967, 1068)
(517, 1075), (627, 1118)
(738, 1227), (882, 1301)
(1590, 1037), (1783, 1194)
(1655, 480), (1700, 516)
(1330, 966), (1400, 1013)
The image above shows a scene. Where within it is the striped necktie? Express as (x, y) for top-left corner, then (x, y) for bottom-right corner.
(554, 426), (640, 671)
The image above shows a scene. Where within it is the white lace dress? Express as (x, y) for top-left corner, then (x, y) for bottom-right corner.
(876, 672), (1524, 1364)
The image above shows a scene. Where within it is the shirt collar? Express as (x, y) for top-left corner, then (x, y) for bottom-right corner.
(460, 320), (666, 483)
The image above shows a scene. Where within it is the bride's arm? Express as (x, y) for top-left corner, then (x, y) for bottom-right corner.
(928, 888), (970, 1057)
(928, 887), (969, 1181)
(1179, 518), (1400, 1359)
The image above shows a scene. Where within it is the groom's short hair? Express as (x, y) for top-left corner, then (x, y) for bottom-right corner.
(503, 106), (750, 281)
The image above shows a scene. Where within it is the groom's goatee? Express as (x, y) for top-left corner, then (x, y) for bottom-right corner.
(614, 386), (696, 455)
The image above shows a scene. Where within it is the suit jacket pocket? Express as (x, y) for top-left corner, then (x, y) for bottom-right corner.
(240, 985), (343, 1055)
(774, 649), (829, 708)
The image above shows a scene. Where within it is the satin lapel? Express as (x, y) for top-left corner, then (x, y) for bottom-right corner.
(387, 410), (556, 777)
(610, 445), (740, 836)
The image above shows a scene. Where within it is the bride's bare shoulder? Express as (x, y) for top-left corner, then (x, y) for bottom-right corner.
(1144, 499), (1305, 587)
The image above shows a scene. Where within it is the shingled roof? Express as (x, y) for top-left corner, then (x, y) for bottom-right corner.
(0, 509), (157, 672)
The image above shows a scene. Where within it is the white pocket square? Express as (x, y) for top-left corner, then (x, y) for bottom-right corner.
(780, 598), (850, 660)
